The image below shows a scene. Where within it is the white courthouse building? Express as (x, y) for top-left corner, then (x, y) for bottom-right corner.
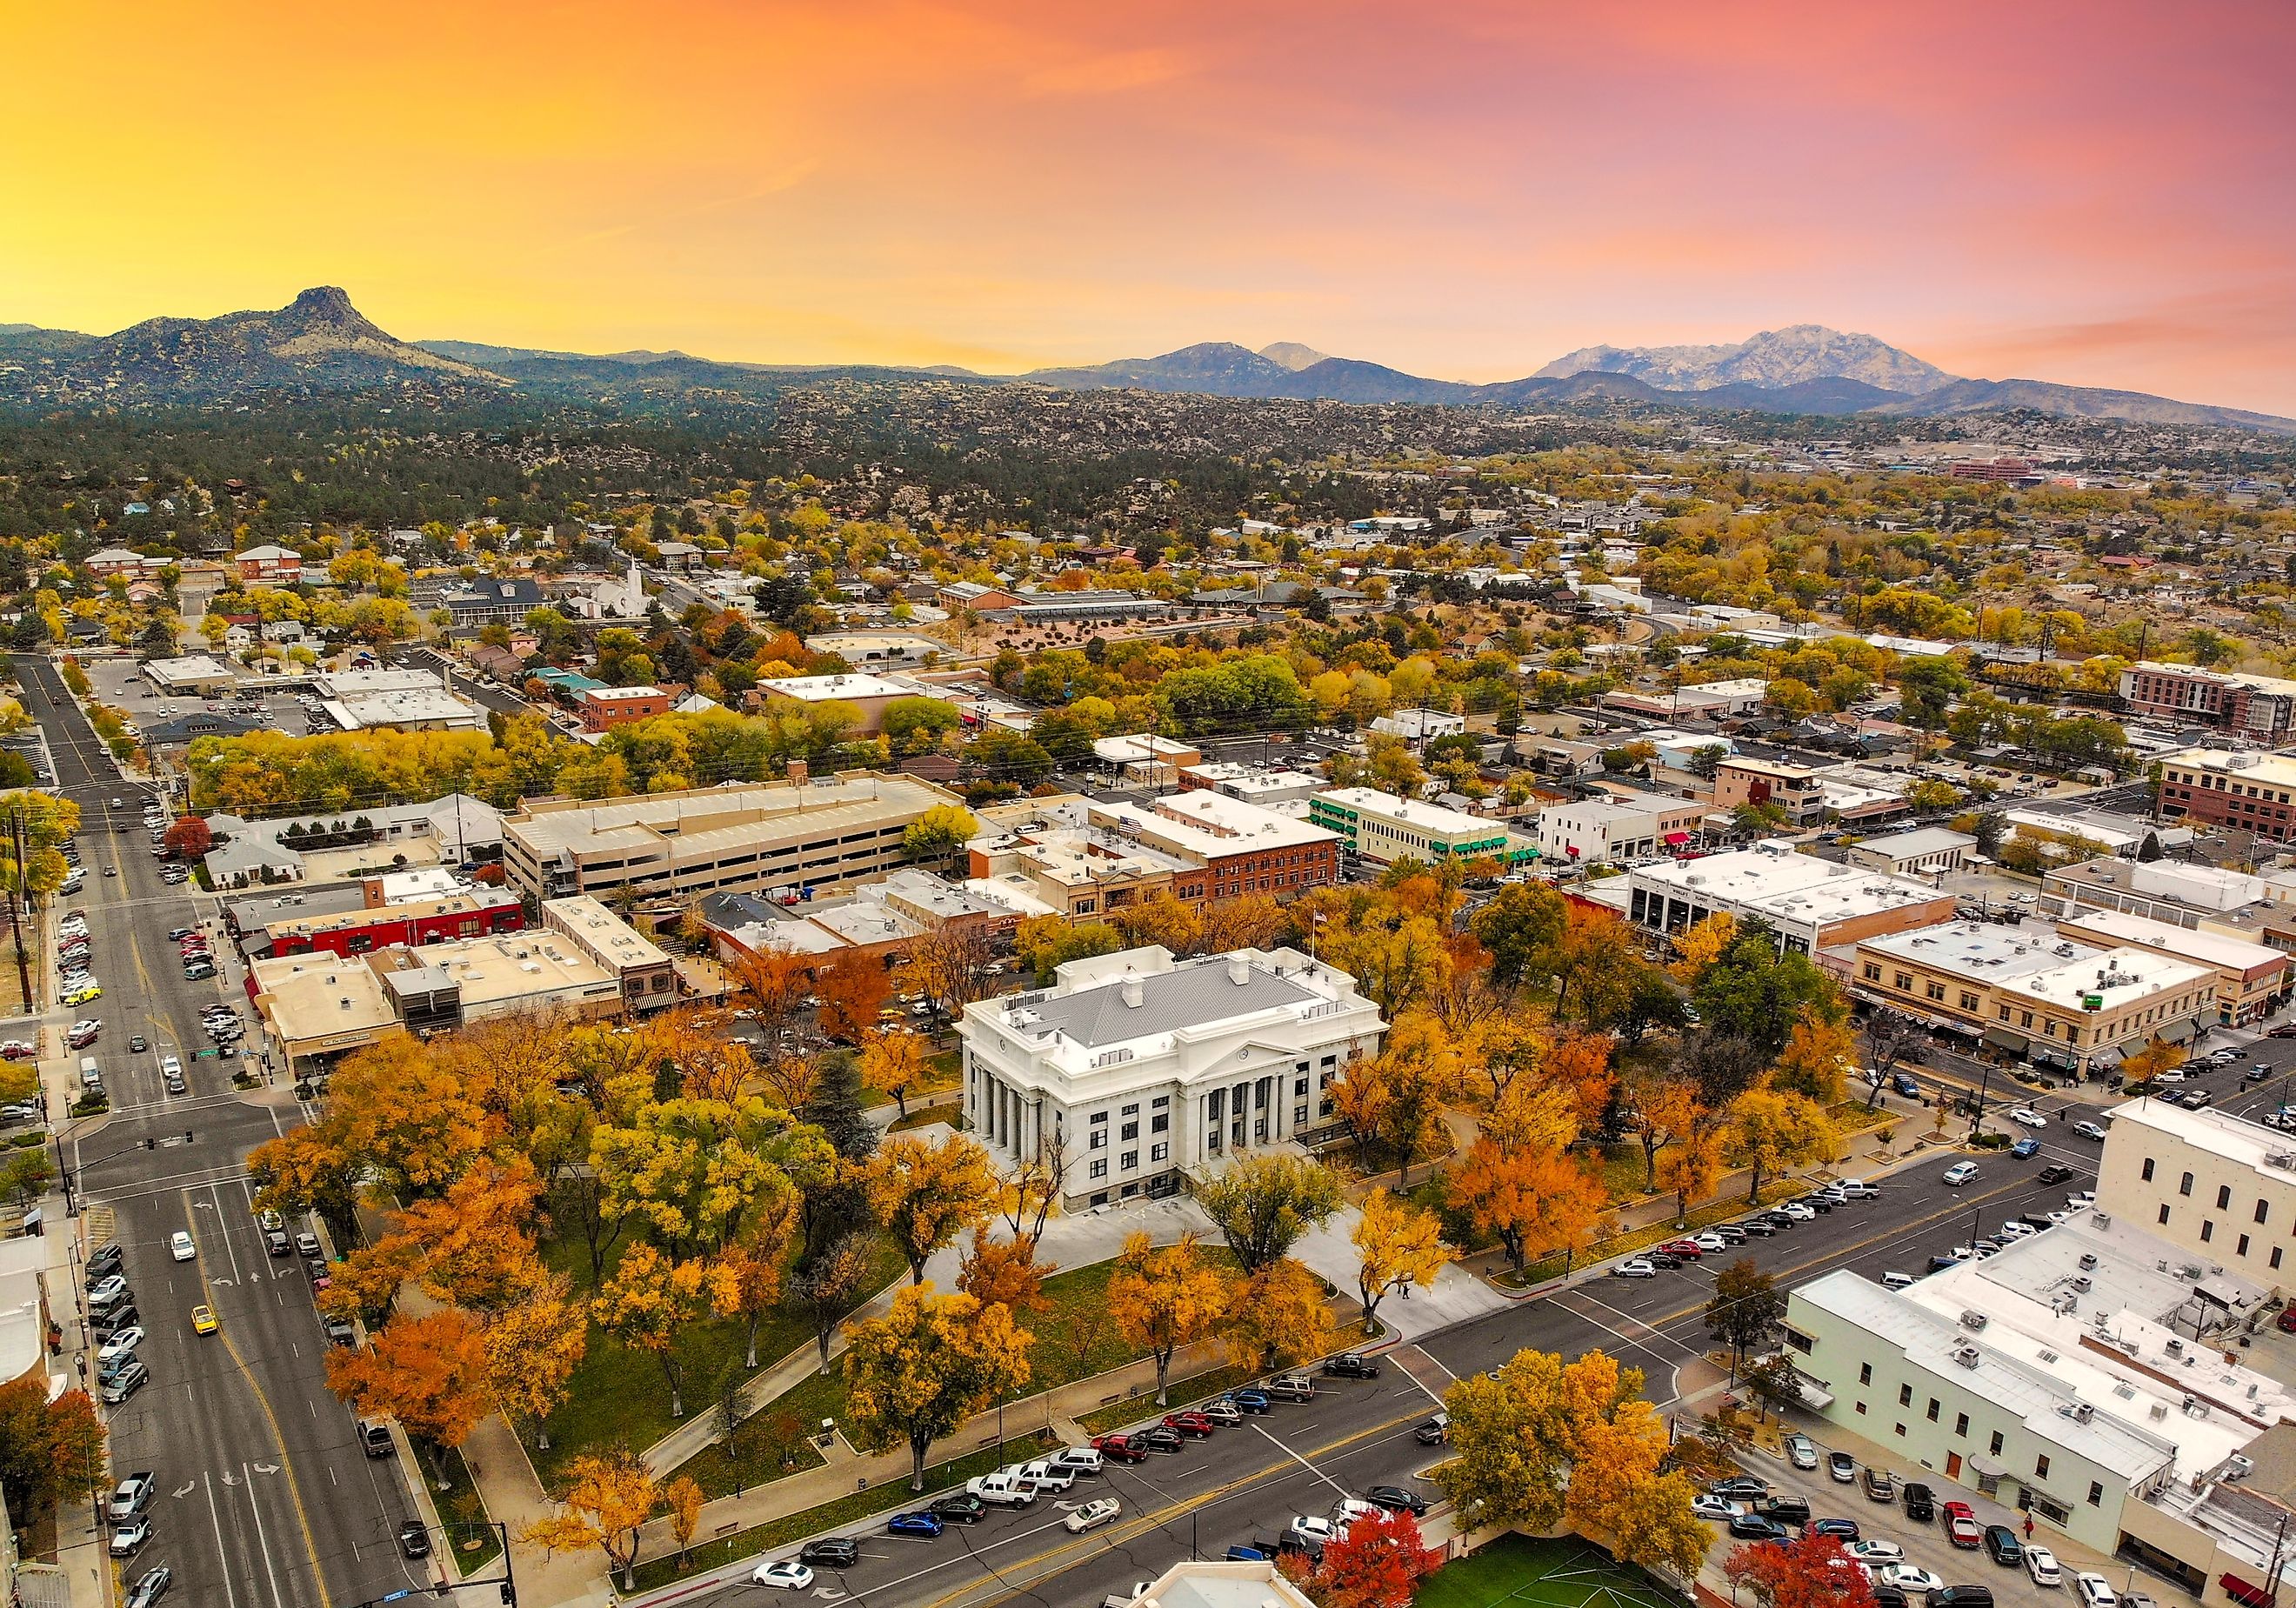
(958, 944), (1385, 1209)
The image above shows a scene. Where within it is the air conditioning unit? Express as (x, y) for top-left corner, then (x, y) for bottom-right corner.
(2074, 1404), (2095, 1424)
(1960, 1311), (1989, 1331)
(2072, 1276), (2092, 1293)
(2079, 1253), (2099, 1271)
(2166, 1338), (2185, 1357)
(1952, 1344), (1981, 1368)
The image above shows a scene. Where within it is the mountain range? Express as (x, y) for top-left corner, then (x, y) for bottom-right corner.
(0, 289), (2288, 434)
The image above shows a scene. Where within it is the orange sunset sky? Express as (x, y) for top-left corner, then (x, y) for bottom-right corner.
(6, 1), (2294, 411)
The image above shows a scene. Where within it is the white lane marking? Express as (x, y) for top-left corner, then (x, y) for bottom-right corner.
(239, 1458), (290, 1608)
(1251, 1422), (1351, 1500)
(200, 1471), (244, 1608)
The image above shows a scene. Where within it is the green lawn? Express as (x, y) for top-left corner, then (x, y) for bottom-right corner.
(664, 1246), (1241, 1493)
(529, 1232), (904, 1494)
(410, 1438), (504, 1577)
(1416, 1534), (1684, 1608)
(1076, 1363), (1256, 1434)
(626, 1435), (1051, 1593)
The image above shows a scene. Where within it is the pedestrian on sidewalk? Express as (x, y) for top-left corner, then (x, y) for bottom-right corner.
(2022, 1516), (2033, 1540)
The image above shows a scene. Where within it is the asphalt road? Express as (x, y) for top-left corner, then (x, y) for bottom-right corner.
(17, 654), (430, 1608)
(670, 1148), (2109, 1608)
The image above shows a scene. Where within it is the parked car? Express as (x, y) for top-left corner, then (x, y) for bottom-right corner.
(1902, 1482), (1936, 1521)
(1728, 1514), (1791, 1541)
(1846, 1540), (1904, 1564)
(1363, 1485), (1428, 1515)
(1323, 1353), (1380, 1378)
(1202, 1400), (1243, 1428)
(1982, 1525), (2023, 1565)
(1944, 1502), (1984, 1546)
(1265, 1375), (1317, 1402)
(109, 1517), (151, 1558)
(124, 1566), (171, 1608)
(1134, 1425), (1184, 1453)
(1692, 1494), (1739, 1521)
(1862, 1467), (1896, 1501)
(1880, 1565), (1944, 1593)
(2026, 1546), (2062, 1585)
(1943, 1162), (1979, 1186)
(397, 1521), (432, 1559)
(108, 1472), (157, 1522)
(751, 1561), (813, 1590)
(1658, 1238), (1705, 1259)
(100, 1361), (149, 1404)
(1812, 1518), (1860, 1540)
(1091, 1432), (1149, 1463)
(797, 1538), (860, 1568)
(1227, 1388), (1273, 1415)
(1708, 1478), (1770, 1501)
(1784, 1433), (1818, 1470)
(1612, 1258), (1658, 1278)
(1162, 1410), (1216, 1438)
(1065, 1497), (1121, 1533)
(1827, 1451), (1857, 1483)
(932, 1493), (989, 1524)
(2073, 1574), (2119, 1608)
(886, 1511), (944, 1538)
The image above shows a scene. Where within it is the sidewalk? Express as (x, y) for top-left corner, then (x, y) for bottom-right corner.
(640, 1197), (1218, 1474)
(627, 1331), (1233, 1565)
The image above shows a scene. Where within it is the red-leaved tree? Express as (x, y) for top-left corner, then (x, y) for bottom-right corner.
(1279, 1507), (1440, 1608)
(163, 815), (214, 858)
(1724, 1530), (1878, 1608)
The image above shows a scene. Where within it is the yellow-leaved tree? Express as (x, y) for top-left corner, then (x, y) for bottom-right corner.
(1107, 1231), (1236, 1404)
(841, 1284), (1032, 1491)
(1771, 1008), (1858, 1105)
(864, 1132), (1002, 1284)
(1724, 1087), (1839, 1203)
(525, 1450), (658, 1591)
(1351, 1188), (1452, 1333)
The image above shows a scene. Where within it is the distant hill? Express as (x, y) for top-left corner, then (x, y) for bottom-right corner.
(8, 291), (2293, 435)
(1258, 341), (1333, 371)
(0, 288), (504, 403)
(1868, 377), (2296, 436)
(1537, 324), (1958, 394)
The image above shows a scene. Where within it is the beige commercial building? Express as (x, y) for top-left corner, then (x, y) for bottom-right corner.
(502, 773), (961, 904)
(1847, 919), (2217, 1075)
(2055, 907), (2291, 1027)
(250, 897), (670, 1075)
(752, 672), (915, 734)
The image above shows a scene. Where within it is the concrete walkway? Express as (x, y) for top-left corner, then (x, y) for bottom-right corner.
(640, 1197), (1218, 1473)
(1289, 1203), (1513, 1341)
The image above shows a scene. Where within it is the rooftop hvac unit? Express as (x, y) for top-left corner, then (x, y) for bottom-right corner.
(2094, 1212), (2112, 1228)
(2227, 1453), (2256, 1480)
(2074, 1403), (2095, 1423)
(2072, 1276), (2092, 1292)
(2166, 1338), (2185, 1357)
(1960, 1311), (1989, 1331)
(2267, 1154), (2296, 1171)
(1952, 1344), (1981, 1369)
(2180, 1264), (2206, 1279)
(2079, 1253), (2099, 1271)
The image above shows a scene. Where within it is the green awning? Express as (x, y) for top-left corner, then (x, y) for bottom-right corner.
(1982, 1028), (2029, 1054)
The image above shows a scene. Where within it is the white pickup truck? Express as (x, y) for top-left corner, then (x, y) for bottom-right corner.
(965, 1473), (1037, 1507)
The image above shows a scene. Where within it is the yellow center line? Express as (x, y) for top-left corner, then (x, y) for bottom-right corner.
(177, 1191), (331, 1598)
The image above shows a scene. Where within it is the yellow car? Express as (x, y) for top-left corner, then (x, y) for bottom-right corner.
(190, 1305), (217, 1336)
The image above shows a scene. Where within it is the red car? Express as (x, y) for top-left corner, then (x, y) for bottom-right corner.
(1091, 1432), (1149, 1464)
(1942, 1501), (1982, 1547)
(1163, 1411), (1216, 1438)
(1659, 1239), (1705, 1259)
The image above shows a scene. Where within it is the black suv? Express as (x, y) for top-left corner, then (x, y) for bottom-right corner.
(2036, 1165), (2075, 1185)
(930, 1494), (987, 1524)
(1982, 1525), (2022, 1565)
(1902, 1481), (1936, 1521)
(1323, 1353), (1380, 1379)
(799, 1538), (860, 1569)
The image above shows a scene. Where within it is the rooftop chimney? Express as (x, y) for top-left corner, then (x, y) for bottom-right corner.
(1121, 977), (1144, 1008)
(1228, 955), (1251, 985)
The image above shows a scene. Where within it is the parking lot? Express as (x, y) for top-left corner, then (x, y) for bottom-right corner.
(81, 656), (318, 744)
(1724, 1424), (2163, 1608)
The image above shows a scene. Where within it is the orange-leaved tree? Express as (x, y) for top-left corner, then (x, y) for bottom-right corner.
(324, 1308), (493, 1450)
(1279, 1505), (1439, 1608)
(816, 957), (892, 1042)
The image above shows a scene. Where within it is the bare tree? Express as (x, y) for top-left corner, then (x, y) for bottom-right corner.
(1000, 1133), (1067, 1244)
(1863, 1007), (1925, 1111)
(908, 923), (1001, 1024)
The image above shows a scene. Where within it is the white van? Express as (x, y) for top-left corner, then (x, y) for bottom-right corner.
(78, 1056), (102, 1089)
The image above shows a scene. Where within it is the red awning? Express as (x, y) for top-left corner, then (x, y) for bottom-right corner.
(1664, 832), (1692, 845)
(2220, 1576), (2271, 1608)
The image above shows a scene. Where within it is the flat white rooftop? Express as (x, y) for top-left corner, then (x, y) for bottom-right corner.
(1994, 944), (2213, 1015)
(2057, 907), (2286, 973)
(1634, 841), (1946, 924)
(1863, 920), (2095, 982)
(758, 672), (911, 702)
(1314, 787), (1496, 838)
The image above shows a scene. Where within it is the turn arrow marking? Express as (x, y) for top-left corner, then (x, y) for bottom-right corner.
(221, 1471), (238, 1487)
(171, 1482), (196, 1499)
(253, 1462), (280, 1475)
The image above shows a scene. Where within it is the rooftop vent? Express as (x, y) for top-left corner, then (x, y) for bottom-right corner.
(1228, 956), (1251, 986)
(1121, 977), (1144, 1009)
(1959, 1311), (1989, 1331)
(1952, 1344), (1981, 1369)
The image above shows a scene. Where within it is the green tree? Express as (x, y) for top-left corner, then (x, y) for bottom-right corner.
(1705, 1258), (1784, 1365)
(1191, 1153), (1344, 1273)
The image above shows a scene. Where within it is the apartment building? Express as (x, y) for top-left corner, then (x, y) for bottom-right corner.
(2054, 908), (2290, 1026)
(958, 944), (1385, 1208)
(501, 773), (960, 904)
(2158, 749), (2296, 844)
(1845, 826), (1976, 877)
(1308, 787), (1512, 865)
(1623, 840), (1956, 956)
(2119, 662), (2296, 739)
(1845, 920), (2216, 1072)
(1088, 793), (1339, 903)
